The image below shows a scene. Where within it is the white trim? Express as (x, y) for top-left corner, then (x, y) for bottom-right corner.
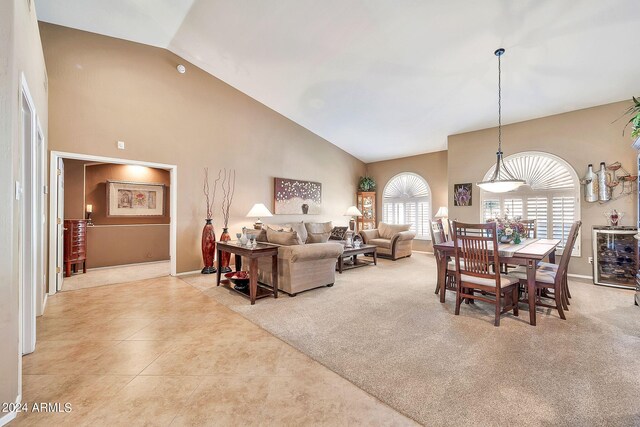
(0, 395), (21, 426)
(176, 269), (201, 277)
(568, 273), (593, 280)
(87, 260), (170, 271)
(48, 151), (178, 297)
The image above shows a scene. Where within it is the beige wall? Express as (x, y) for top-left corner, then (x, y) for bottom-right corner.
(63, 161), (171, 268)
(448, 101), (637, 276)
(1, 0), (48, 416)
(40, 23), (366, 273)
(366, 150), (448, 252)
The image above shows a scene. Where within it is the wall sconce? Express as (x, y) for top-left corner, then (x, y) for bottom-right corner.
(86, 204), (93, 226)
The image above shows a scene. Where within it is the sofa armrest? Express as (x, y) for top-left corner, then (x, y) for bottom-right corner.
(278, 242), (344, 262)
(359, 229), (379, 243)
(390, 230), (416, 245)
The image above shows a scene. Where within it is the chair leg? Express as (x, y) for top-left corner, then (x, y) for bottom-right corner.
(455, 285), (462, 316)
(565, 274), (572, 299)
(555, 286), (566, 320)
(435, 279), (440, 295)
(494, 293), (501, 327)
(512, 287), (519, 316)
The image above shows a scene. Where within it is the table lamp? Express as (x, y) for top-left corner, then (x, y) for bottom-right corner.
(344, 206), (363, 232)
(86, 204), (93, 226)
(434, 206), (449, 237)
(246, 203), (273, 229)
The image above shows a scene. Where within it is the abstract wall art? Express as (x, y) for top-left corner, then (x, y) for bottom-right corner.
(274, 177), (322, 215)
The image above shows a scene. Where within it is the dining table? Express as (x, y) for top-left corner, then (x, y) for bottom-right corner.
(433, 238), (561, 326)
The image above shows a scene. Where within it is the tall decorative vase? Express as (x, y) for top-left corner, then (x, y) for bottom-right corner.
(201, 219), (217, 274)
(219, 227), (232, 273)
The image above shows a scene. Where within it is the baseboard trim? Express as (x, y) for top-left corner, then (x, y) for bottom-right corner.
(568, 273), (593, 280)
(175, 269), (201, 277)
(87, 260), (170, 272)
(0, 394), (21, 426)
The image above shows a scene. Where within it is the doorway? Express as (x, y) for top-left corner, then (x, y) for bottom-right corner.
(48, 152), (177, 295)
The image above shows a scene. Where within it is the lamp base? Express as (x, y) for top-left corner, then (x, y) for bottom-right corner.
(349, 218), (355, 231)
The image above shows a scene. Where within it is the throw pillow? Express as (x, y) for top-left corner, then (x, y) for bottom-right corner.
(305, 221), (333, 243)
(245, 228), (267, 242)
(329, 226), (348, 241)
(287, 222), (308, 245)
(266, 228), (299, 246)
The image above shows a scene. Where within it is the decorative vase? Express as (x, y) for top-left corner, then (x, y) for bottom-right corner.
(513, 235), (521, 244)
(219, 227), (232, 273)
(499, 235), (513, 243)
(201, 219), (217, 274)
(302, 203), (309, 214)
(239, 227), (249, 246)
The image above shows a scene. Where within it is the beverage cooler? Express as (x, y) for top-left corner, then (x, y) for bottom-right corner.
(592, 226), (638, 289)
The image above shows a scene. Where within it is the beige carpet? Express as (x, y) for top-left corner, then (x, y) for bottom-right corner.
(183, 253), (640, 426)
(62, 261), (170, 291)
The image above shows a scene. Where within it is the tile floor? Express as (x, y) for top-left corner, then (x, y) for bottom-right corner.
(61, 261), (171, 292)
(14, 275), (415, 426)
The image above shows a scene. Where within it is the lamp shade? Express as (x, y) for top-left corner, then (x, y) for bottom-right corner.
(246, 203), (273, 218)
(434, 207), (448, 218)
(344, 206), (363, 217)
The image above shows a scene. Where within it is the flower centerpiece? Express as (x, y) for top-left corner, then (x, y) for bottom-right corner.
(489, 216), (526, 244)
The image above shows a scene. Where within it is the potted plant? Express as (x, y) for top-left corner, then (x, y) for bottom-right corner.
(358, 175), (376, 192)
(623, 96), (640, 143)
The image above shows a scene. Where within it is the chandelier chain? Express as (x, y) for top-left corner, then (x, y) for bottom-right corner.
(497, 51), (502, 153)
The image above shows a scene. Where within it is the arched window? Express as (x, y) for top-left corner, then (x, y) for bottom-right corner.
(382, 172), (432, 239)
(480, 151), (581, 255)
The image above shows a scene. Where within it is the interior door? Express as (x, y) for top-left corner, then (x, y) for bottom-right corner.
(56, 157), (64, 291)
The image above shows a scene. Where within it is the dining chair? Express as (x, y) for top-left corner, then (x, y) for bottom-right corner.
(430, 219), (455, 295)
(452, 221), (520, 327)
(510, 221), (582, 320)
(522, 219), (537, 238)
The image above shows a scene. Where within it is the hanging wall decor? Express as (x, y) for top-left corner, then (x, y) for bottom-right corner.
(274, 178), (322, 215)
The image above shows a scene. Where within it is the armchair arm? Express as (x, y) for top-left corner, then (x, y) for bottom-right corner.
(390, 230), (416, 246)
(359, 229), (379, 244)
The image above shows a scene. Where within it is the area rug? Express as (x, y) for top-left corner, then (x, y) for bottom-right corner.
(183, 253), (640, 426)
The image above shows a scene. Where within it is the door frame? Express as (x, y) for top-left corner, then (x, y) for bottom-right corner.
(48, 151), (178, 295)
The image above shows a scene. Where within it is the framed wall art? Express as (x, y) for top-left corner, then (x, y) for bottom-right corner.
(107, 180), (165, 217)
(274, 177), (322, 215)
(453, 183), (472, 206)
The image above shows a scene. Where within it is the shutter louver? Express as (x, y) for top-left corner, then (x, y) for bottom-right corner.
(552, 196), (576, 251)
(504, 198), (523, 219)
(482, 199), (501, 221)
(382, 173), (431, 239)
(526, 197), (548, 238)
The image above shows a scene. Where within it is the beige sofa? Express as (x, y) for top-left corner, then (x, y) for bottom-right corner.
(246, 222), (344, 296)
(359, 222), (416, 260)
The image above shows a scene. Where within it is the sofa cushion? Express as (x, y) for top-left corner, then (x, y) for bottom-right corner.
(285, 222), (307, 245)
(266, 228), (299, 246)
(369, 238), (392, 249)
(245, 228), (267, 242)
(329, 226), (348, 241)
(378, 222), (411, 239)
(305, 221), (333, 243)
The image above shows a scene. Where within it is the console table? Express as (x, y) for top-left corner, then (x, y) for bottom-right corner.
(216, 241), (279, 305)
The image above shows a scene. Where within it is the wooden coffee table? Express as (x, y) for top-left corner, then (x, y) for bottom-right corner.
(337, 244), (377, 273)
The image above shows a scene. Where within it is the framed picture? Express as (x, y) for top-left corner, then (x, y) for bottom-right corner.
(274, 177), (322, 215)
(107, 181), (165, 217)
(453, 183), (472, 206)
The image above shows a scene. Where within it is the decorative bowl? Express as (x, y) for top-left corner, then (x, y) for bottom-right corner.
(225, 272), (250, 291)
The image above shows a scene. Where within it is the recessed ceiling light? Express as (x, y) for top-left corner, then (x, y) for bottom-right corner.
(177, 64), (186, 74)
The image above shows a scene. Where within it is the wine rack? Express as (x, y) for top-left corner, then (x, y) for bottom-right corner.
(592, 226), (637, 289)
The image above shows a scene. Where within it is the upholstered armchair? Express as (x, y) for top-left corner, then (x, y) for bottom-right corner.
(359, 222), (416, 260)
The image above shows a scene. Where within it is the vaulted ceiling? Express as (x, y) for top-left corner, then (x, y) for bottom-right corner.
(35, 0), (640, 162)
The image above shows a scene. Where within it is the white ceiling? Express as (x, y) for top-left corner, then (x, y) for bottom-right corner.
(35, 0), (640, 162)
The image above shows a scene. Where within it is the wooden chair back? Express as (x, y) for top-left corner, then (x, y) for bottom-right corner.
(430, 219), (446, 245)
(452, 221), (501, 288)
(554, 221), (581, 283)
(522, 219), (537, 238)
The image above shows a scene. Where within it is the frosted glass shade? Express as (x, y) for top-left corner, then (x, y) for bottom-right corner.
(476, 180), (525, 193)
(246, 203), (273, 218)
(344, 206), (363, 217)
(434, 207), (448, 218)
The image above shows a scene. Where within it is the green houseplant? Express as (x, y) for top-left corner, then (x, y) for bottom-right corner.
(623, 96), (640, 138)
(358, 176), (376, 192)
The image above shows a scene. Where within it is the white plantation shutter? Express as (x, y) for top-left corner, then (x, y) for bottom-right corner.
(382, 173), (431, 239)
(503, 198), (523, 219)
(479, 152), (580, 256)
(482, 199), (501, 221)
(526, 197), (548, 238)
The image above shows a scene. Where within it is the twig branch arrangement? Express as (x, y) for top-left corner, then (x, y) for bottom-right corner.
(221, 168), (236, 228)
(203, 168), (221, 219)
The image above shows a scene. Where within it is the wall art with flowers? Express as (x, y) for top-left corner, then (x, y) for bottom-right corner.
(453, 183), (472, 206)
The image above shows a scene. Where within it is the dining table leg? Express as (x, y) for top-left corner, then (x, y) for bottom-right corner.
(438, 251), (447, 303)
(527, 259), (536, 326)
(548, 249), (556, 264)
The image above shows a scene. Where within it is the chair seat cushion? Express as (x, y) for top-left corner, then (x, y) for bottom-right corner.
(509, 266), (557, 284)
(369, 238), (392, 249)
(460, 274), (519, 287)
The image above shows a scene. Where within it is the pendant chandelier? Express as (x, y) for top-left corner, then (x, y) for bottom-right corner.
(476, 48), (526, 193)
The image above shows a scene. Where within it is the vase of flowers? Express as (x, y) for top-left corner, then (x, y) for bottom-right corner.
(491, 217), (526, 244)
